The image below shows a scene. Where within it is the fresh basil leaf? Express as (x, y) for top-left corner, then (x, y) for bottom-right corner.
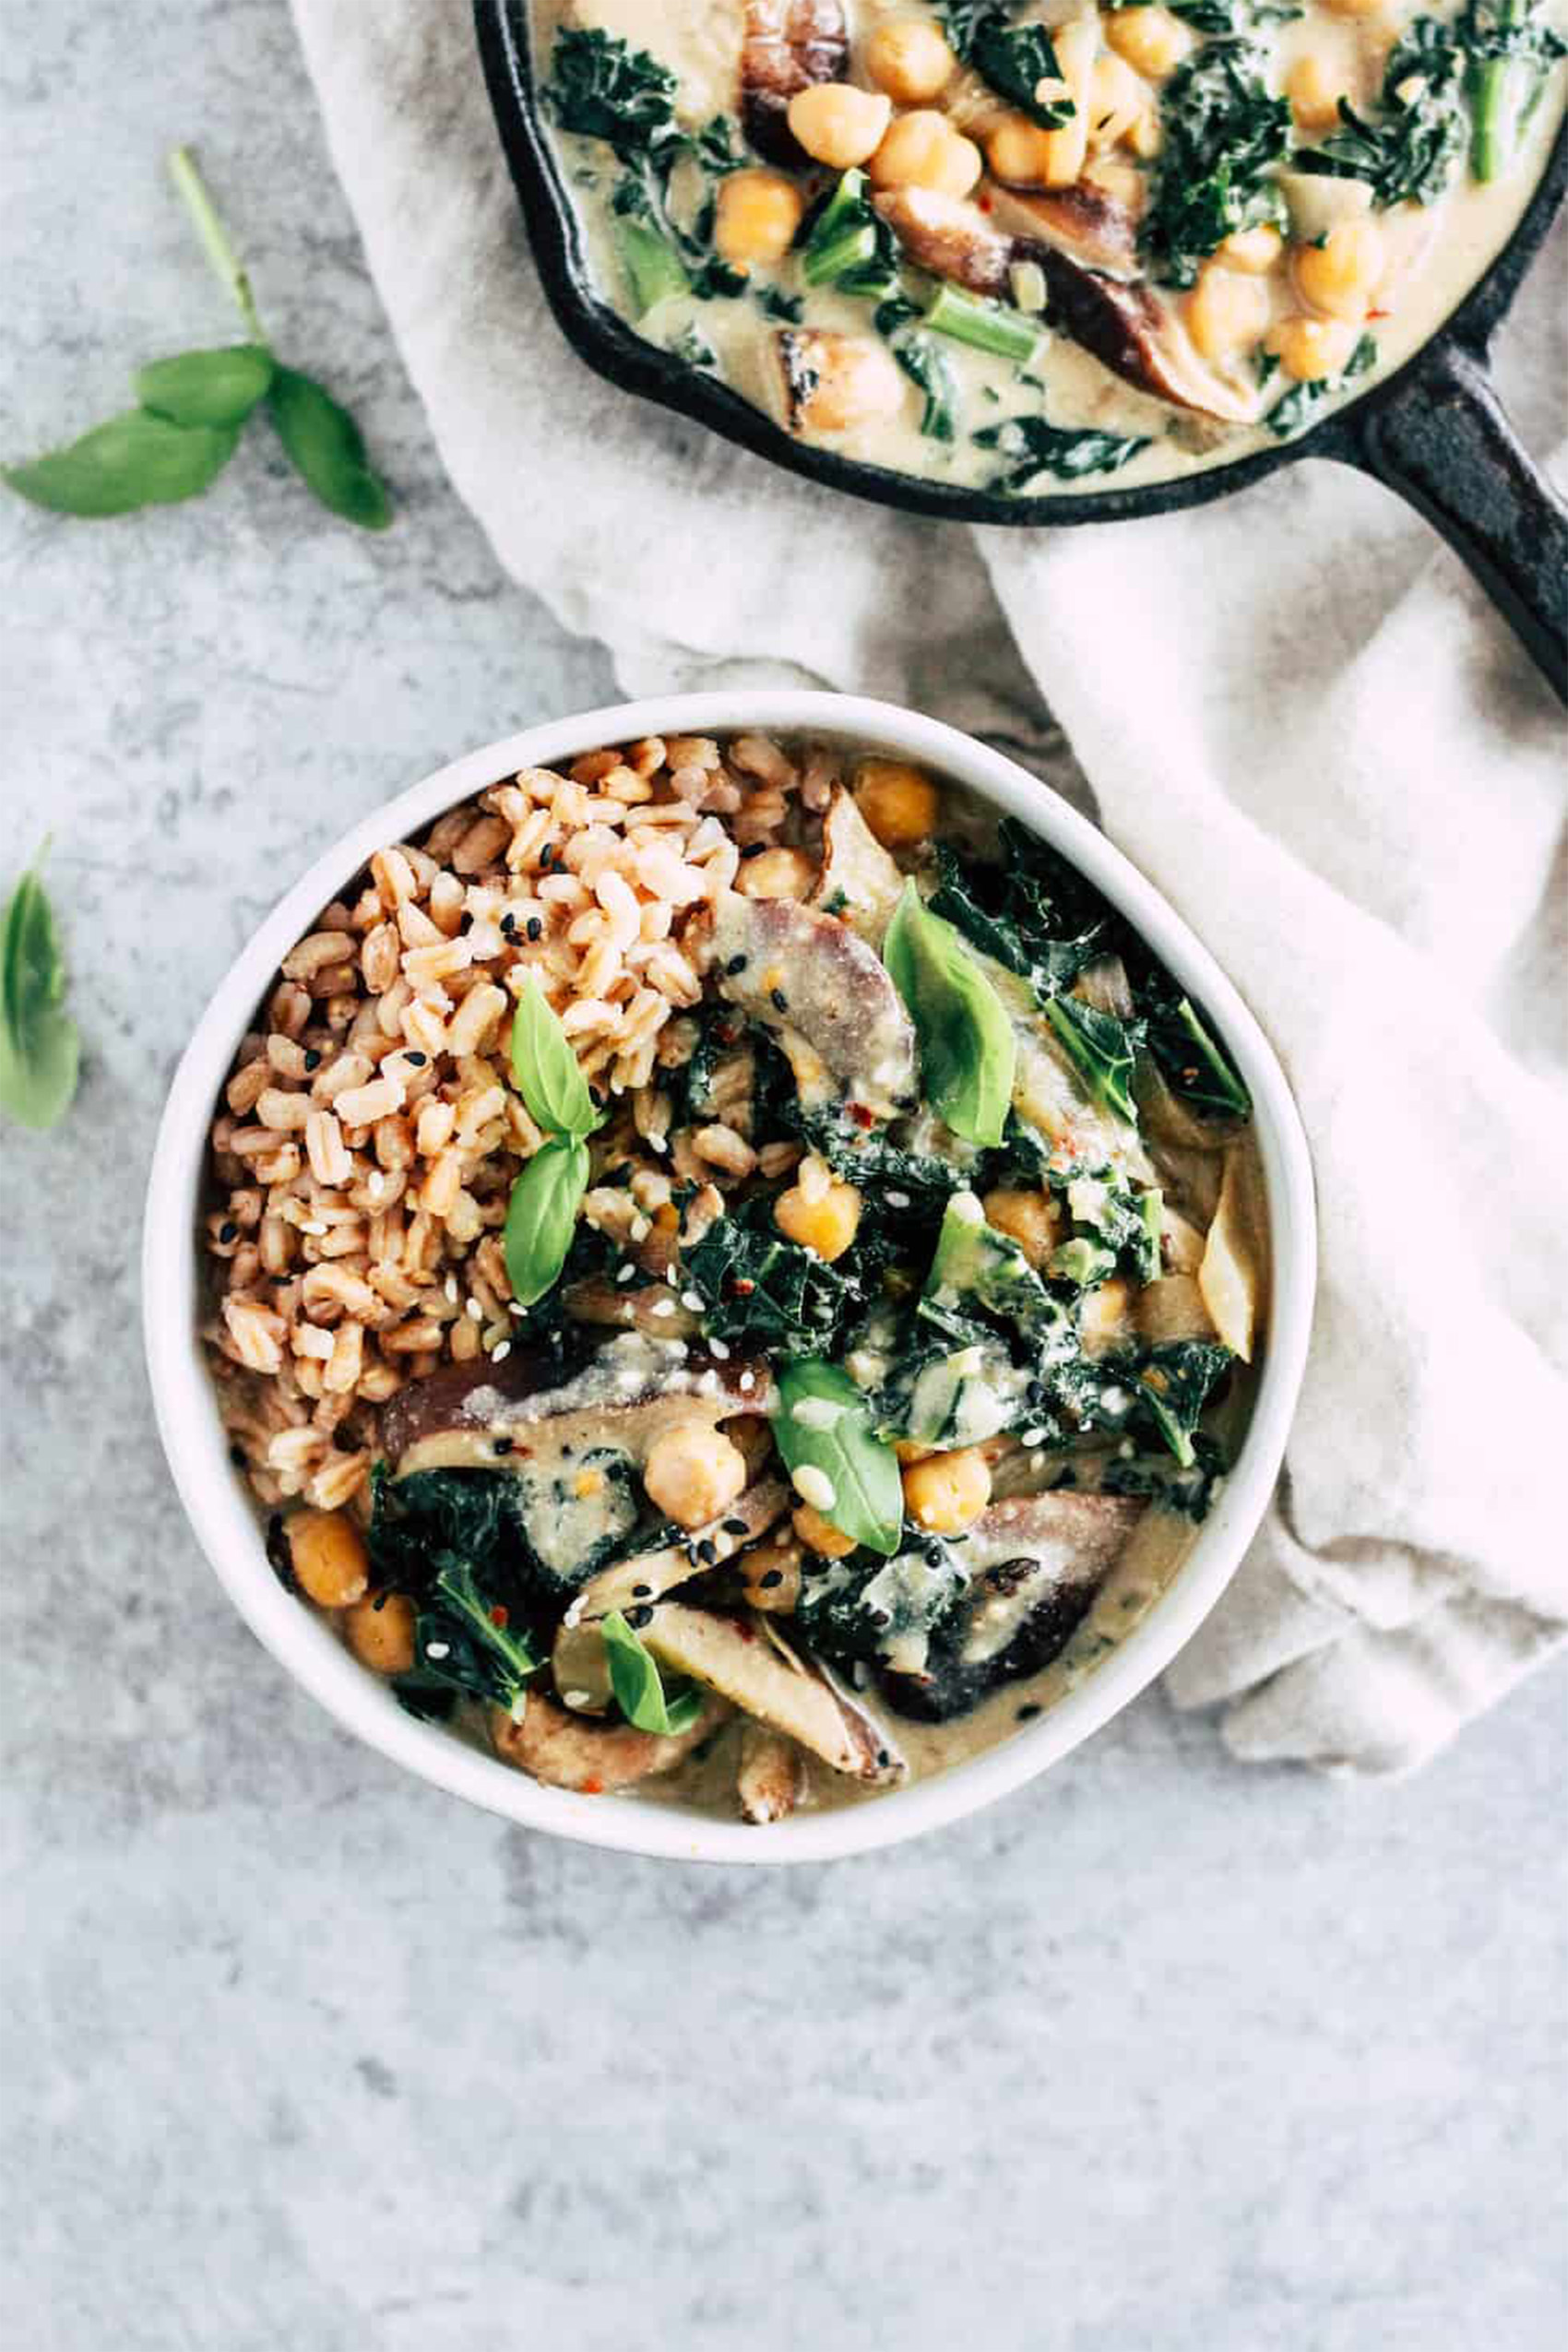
(885, 881), (1016, 1148)
(267, 364), (392, 530)
(504, 1134), (590, 1307)
(0, 855), (81, 1130)
(509, 973), (600, 1139)
(772, 1359), (904, 1559)
(5, 409), (240, 517)
(601, 1609), (686, 1733)
(135, 344), (274, 427)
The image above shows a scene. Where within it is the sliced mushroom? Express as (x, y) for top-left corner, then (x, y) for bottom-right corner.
(640, 1602), (906, 1783)
(874, 185), (1261, 427)
(775, 327), (907, 437)
(888, 1492), (1146, 1720)
(570, 1474), (791, 1623)
(809, 784), (907, 948)
(562, 1277), (702, 1339)
(987, 181), (1141, 279)
(742, 0), (849, 164)
(707, 889), (917, 1118)
(491, 1690), (727, 1793)
(737, 1722), (809, 1823)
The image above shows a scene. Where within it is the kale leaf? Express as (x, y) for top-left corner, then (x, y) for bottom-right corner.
(971, 21), (1075, 128)
(1293, 20), (1468, 206)
(972, 416), (1150, 492)
(1141, 40), (1291, 285)
(680, 1191), (897, 1355)
(1265, 329), (1377, 438)
(541, 27), (682, 154)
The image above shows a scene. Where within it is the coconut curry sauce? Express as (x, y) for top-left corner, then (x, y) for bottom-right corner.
(532, 0), (1566, 494)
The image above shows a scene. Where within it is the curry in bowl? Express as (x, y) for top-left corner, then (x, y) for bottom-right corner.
(530, 0), (1566, 493)
(203, 729), (1267, 1822)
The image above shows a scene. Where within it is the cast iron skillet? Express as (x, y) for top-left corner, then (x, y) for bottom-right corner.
(476, 0), (1568, 700)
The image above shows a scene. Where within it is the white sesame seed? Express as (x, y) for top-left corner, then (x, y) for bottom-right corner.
(467, 1299), (483, 1323)
(707, 1337), (731, 1360)
(1020, 1428), (1047, 1447)
(885, 1191), (910, 1208)
(697, 1369), (720, 1396)
(366, 1172), (386, 1200)
(681, 1289), (704, 1313)
(649, 1297), (677, 1318)
(426, 1642), (451, 1660)
(616, 1263), (637, 1285)
(508, 1301), (527, 1318)
(445, 1275), (459, 1304)
(630, 1215), (651, 1242)
(739, 1371), (755, 1393)
(647, 1134), (669, 1155)
(792, 1465), (837, 1512)
(492, 1340), (512, 1363)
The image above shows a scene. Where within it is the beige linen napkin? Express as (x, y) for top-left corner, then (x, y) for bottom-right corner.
(291, 0), (1568, 1772)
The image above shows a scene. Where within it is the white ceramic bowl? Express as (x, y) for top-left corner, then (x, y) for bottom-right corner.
(144, 692), (1315, 1864)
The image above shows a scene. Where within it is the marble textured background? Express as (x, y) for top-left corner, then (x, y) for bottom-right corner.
(3, 6), (1564, 2346)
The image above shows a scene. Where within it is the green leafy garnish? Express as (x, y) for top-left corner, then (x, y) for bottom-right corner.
(510, 974), (601, 1140)
(972, 415), (1149, 493)
(1044, 995), (1140, 1126)
(885, 881), (1016, 1149)
(971, 20), (1075, 127)
(894, 334), (959, 443)
(0, 849), (80, 1131)
(504, 1134), (591, 1307)
(772, 1360), (904, 1558)
(600, 1611), (705, 1735)
(401, 1558), (540, 1722)
(680, 1189), (894, 1356)
(1293, 20), (1468, 208)
(4, 147), (391, 529)
(1141, 40), (1291, 285)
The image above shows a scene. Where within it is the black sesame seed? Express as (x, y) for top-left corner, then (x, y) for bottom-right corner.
(759, 1569), (783, 1589)
(696, 1539), (718, 1564)
(492, 1437), (514, 1455)
(1016, 1703), (1042, 1722)
(303, 1049), (322, 1072)
(526, 917), (543, 942)
(229, 1443), (246, 1467)
(404, 1050), (428, 1067)
(721, 1517), (749, 1537)
(740, 842), (766, 860)
(770, 988), (789, 1013)
(539, 842), (556, 868)
(725, 954), (749, 975)
(626, 1605), (653, 1630)
(218, 1221), (238, 1243)
(500, 911), (517, 937)
(876, 1749), (891, 1767)
(632, 1582), (653, 1599)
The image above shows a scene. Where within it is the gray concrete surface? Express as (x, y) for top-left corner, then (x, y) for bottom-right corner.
(3, 6), (1564, 2347)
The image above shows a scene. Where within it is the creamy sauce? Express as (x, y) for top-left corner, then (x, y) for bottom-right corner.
(533, 0), (1565, 493)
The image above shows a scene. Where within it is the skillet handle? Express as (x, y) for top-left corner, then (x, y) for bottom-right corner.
(1342, 335), (1568, 705)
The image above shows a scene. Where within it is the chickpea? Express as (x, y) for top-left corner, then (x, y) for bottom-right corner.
(901, 1445), (992, 1535)
(1087, 53), (1146, 151)
(981, 1186), (1061, 1270)
(868, 111), (983, 198)
(1084, 156), (1146, 213)
(865, 18), (956, 103)
(1321, 0), (1384, 15)
(792, 1502), (858, 1558)
(1218, 222), (1283, 274)
(1267, 313), (1360, 382)
(788, 81), (893, 169)
(288, 1508), (370, 1609)
(642, 1420), (749, 1529)
(1185, 263), (1270, 361)
(854, 757), (939, 847)
(742, 1539), (803, 1611)
(1125, 108), (1163, 160)
(715, 168), (806, 270)
(1036, 16), (1098, 186)
(1288, 51), (1354, 132)
(775, 1171), (863, 1261)
(985, 112), (1057, 187)
(1079, 1276), (1133, 1353)
(737, 845), (816, 901)
(344, 1589), (418, 1676)
(1104, 5), (1194, 79)
(1294, 217), (1384, 321)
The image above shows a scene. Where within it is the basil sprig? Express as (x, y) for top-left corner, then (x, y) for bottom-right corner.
(772, 1360), (904, 1558)
(502, 978), (605, 1306)
(884, 880), (1016, 1147)
(5, 147), (390, 530)
(600, 1610), (706, 1735)
(0, 849), (80, 1131)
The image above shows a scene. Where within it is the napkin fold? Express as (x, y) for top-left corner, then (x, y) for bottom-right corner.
(291, 0), (1568, 1772)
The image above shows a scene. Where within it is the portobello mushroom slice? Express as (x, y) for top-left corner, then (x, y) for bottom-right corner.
(874, 186), (1261, 428)
(986, 181), (1142, 279)
(737, 1722), (810, 1823)
(742, 0), (849, 164)
(491, 1689), (728, 1793)
(640, 1602), (906, 1783)
(809, 783), (906, 948)
(888, 1492), (1146, 1721)
(707, 888), (917, 1118)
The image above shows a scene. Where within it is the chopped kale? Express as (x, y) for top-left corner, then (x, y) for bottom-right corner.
(970, 20), (1075, 129)
(1266, 330), (1377, 438)
(541, 26), (682, 153)
(894, 334), (959, 443)
(1102, 1431), (1229, 1521)
(973, 416), (1150, 493)
(1293, 21), (1468, 207)
(928, 835), (1105, 995)
(680, 1191), (897, 1355)
(795, 1539), (968, 1673)
(1141, 40), (1291, 286)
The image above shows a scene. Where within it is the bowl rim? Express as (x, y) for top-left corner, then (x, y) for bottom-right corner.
(142, 691), (1317, 1865)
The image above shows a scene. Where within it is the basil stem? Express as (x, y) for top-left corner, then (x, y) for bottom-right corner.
(924, 282), (1040, 364)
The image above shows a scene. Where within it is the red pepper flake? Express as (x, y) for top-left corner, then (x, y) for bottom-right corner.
(736, 1621), (755, 1643)
(581, 1776), (604, 1796)
(733, 1277), (755, 1295)
(849, 1102), (876, 1128)
(490, 1604), (510, 1627)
